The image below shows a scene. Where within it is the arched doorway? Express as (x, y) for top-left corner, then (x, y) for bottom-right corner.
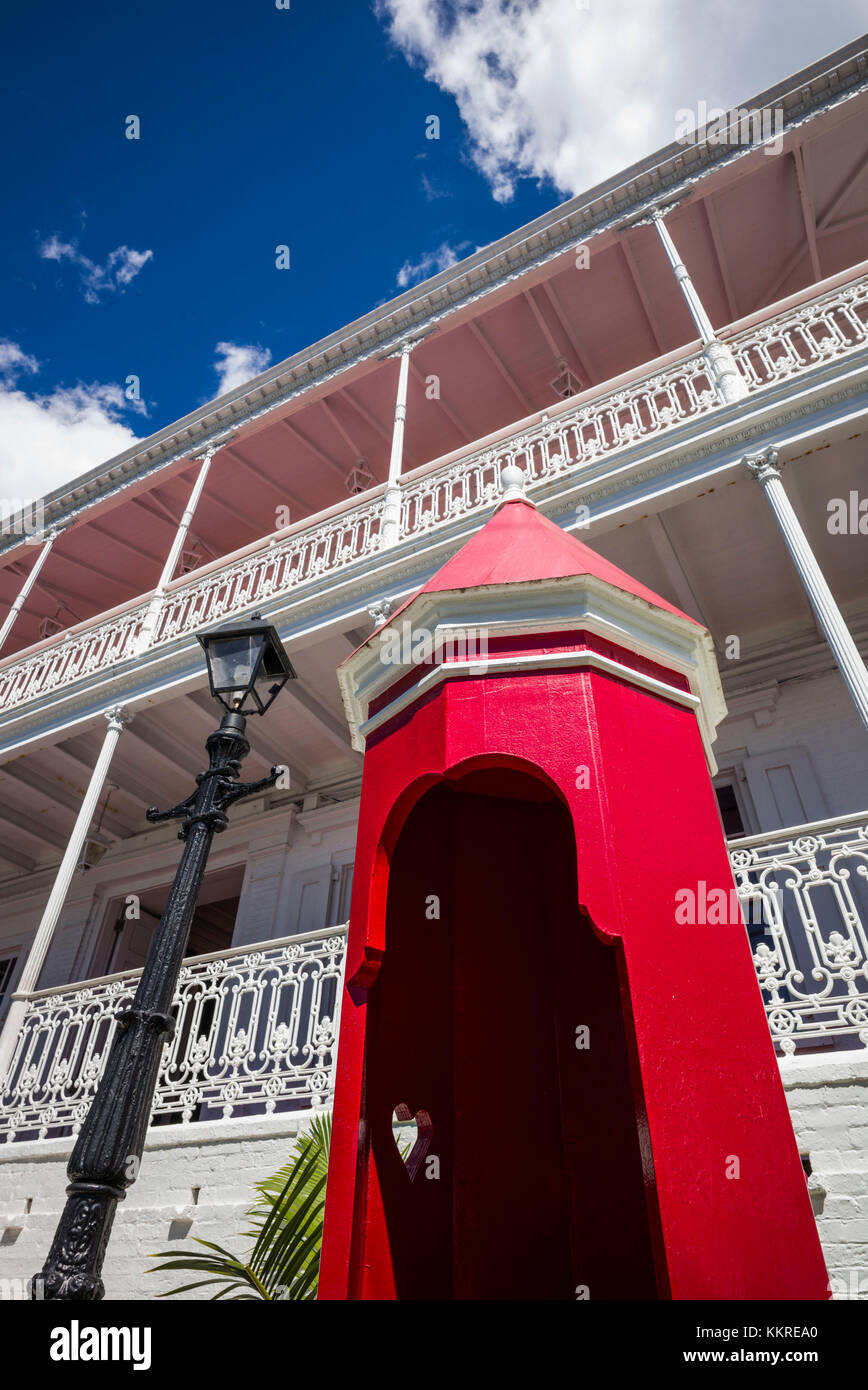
(364, 765), (662, 1300)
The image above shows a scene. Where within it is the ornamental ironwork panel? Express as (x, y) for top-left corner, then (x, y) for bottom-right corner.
(0, 927), (346, 1143)
(729, 813), (868, 1053)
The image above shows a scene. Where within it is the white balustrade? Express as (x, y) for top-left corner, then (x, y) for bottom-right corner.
(0, 926), (347, 1143)
(1, 274), (866, 717)
(4, 805), (868, 1145)
(399, 273), (868, 540)
(729, 811), (868, 1053)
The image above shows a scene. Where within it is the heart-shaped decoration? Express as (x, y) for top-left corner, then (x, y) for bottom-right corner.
(391, 1104), (433, 1183)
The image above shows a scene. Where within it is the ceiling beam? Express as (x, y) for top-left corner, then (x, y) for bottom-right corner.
(407, 357), (471, 441)
(643, 514), (716, 635)
(128, 491), (220, 564)
(617, 237), (665, 355)
(522, 288), (562, 359)
(793, 144), (822, 281)
(279, 420), (346, 487)
(0, 844), (36, 873)
(59, 732), (175, 815)
(320, 398), (364, 459)
(0, 759), (133, 834)
(193, 479), (263, 536)
(340, 387), (420, 471)
(539, 280), (596, 385)
(130, 491), (187, 534)
(283, 681), (361, 760)
(122, 715), (207, 783)
(759, 145), (868, 305)
(467, 319), (534, 415)
(86, 519), (160, 568)
(48, 541), (131, 594)
(701, 193), (740, 323)
(819, 209), (868, 237)
(0, 800), (69, 852)
(35, 743), (143, 827)
(227, 441), (313, 517)
(521, 287), (590, 394)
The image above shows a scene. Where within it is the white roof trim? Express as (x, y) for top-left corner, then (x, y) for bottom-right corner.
(338, 574), (727, 770)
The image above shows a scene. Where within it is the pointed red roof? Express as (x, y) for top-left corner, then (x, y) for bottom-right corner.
(412, 499), (698, 623)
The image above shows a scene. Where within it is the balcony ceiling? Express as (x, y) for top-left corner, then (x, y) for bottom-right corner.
(0, 419), (865, 887)
(0, 624), (362, 883)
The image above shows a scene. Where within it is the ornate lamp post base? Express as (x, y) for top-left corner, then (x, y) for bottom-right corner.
(37, 709), (280, 1300)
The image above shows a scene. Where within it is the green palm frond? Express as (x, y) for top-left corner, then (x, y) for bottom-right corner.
(147, 1110), (332, 1300)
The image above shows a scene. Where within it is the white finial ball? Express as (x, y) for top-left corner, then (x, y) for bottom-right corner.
(500, 462), (525, 497)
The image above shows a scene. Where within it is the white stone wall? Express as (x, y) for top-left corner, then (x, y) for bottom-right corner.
(0, 795), (360, 1013)
(780, 1052), (868, 1299)
(716, 666), (868, 829)
(2, 1060), (866, 1300)
(0, 1113), (312, 1301)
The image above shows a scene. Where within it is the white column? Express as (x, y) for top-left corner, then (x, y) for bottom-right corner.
(0, 527), (62, 653)
(134, 449), (215, 653)
(0, 706), (131, 1082)
(745, 447), (868, 731)
(381, 343), (413, 547)
(650, 208), (748, 405)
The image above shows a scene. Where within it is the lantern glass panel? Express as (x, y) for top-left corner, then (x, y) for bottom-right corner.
(207, 632), (267, 709)
(251, 645), (291, 713)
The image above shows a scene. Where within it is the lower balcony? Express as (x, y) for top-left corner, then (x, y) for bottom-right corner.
(0, 925), (346, 1144)
(2, 809), (867, 1145)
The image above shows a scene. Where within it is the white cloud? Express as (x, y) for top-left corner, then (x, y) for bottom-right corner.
(0, 340), (40, 380)
(0, 348), (141, 509)
(396, 240), (466, 288)
(376, 0), (868, 201)
(39, 235), (154, 303)
(212, 341), (273, 396)
(421, 171), (451, 201)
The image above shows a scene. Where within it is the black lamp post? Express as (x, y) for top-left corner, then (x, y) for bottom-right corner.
(37, 614), (295, 1301)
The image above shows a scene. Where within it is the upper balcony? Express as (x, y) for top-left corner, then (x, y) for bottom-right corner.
(1, 264), (866, 734)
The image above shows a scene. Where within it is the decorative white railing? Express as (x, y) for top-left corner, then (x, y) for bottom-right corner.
(729, 811), (868, 1053)
(0, 926), (347, 1143)
(1, 274), (866, 716)
(400, 274), (868, 539)
(400, 355), (719, 537)
(152, 497), (384, 646)
(0, 496), (385, 713)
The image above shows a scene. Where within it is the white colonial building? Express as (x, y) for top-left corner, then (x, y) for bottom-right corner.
(1, 38), (867, 1299)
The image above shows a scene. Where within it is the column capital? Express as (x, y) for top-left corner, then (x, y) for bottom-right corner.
(104, 706), (132, 733)
(743, 446), (782, 484)
(381, 339), (417, 363)
(367, 597), (395, 628)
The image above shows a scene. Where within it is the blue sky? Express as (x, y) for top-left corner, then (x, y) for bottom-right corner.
(1, 0), (865, 505)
